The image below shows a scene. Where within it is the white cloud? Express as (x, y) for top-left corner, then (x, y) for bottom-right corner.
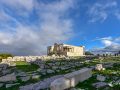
(0, 0), (77, 55)
(88, 1), (117, 23)
(0, 0), (34, 11)
(91, 36), (120, 52)
(0, 0), (35, 17)
(101, 40), (113, 46)
(96, 36), (120, 49)
(115, 11), (120, 20)
(115, 37), (120, 43)
(95, 36), (115, 46)
(93, 36), (112, 42)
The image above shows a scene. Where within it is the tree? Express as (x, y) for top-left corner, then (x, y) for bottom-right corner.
(0, 53), (13, 59)
(85, 51), (94, 55)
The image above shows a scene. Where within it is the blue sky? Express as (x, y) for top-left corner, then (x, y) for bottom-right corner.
(0, 0), (120, 55)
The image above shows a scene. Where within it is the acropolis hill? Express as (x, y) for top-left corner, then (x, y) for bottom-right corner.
(0, 44), (120, 90)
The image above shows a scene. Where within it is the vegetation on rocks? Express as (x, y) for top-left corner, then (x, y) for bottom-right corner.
(15, 61), (39, 72)
(0, 56), (120, 90)
(0, 53), (13, 59)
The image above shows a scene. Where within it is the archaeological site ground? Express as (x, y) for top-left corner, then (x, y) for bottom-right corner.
(0, 55), (120, 90)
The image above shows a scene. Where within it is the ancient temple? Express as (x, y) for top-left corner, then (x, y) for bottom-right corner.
(47, 43), (85, 56)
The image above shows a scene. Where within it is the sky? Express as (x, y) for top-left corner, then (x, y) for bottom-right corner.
(0, 0), (120, 55)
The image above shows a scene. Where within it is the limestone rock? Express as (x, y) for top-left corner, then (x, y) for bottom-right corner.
(97, 75), (106, 81)
(0, 64), (9, 70)
(64, 68), (92, 87)
(32, 75), (40, 79)
(16, 72), (27, 77)
(6, 83), (20, 88)
(92, 82), (108, 88)
(50, 77), (70, 90)
(47, 69), (55, 74)
(19, 75), (63, 90)
(95, 64), (103, 71)
(2, 69), (12, 75)
(50, 68), (92, 90)
(20, 76), (30, 82)
(0, 83), (3, 88)
(0, 73), (16, 82)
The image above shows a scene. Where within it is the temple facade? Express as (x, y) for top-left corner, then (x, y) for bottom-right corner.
(47, 43), (85, 56)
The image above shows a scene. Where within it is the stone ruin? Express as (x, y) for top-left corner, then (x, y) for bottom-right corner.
(50, 68), (92, 90)
(1, 55), (68, 65)
(19, 68), (92, 90)
(95, 64), (105, 71)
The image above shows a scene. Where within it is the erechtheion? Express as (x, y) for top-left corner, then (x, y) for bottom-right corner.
(47, 43), (85, 56)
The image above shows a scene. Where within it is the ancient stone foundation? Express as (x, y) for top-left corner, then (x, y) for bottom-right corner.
(50, 68), (92, 90)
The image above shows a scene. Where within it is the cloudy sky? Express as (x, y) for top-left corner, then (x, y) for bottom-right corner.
(0, 0), (120, 55)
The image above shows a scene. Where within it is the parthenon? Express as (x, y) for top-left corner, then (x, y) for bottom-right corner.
(47, 43), (85, 56)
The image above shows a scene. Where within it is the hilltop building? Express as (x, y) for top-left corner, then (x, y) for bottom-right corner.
(47, 43), (85, 57)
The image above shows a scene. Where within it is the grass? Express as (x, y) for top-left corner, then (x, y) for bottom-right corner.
(14, 61), (39, 72)
(76, 76), (98, 90)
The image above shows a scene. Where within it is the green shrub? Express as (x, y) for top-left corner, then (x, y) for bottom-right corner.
(0, 53), (13, 59)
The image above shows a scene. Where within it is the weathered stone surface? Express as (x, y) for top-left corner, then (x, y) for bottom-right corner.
(104, 63), (113, 68)
(20, 76), (30, 82)
(115, 79), (120, 85)
(47, 69), (55, 74)
(32, 75), (40, 79)
(50, 77), (70, 90)
(92, 82), (108, 88)
(108, 82), (113, 87)
(95, 64), (103, 71)
(0, 73), (16, 82)
(6, 83), (20, 88)
(97, 75), (106, 81)
(2, 69), (12, 75)
(16, 72), (27, 77)
(56, 70), (60, 72)
(19, 75), (63, 90)
(0, 68), (2, 71)
(36, 68), (41, 72)
(52, 66), (58, 70)
(50, 68), (92, 90)
(0, 83), (3, 88)
(0, 64), (9, 70)
(89, 66), (95, 70)
(64, 68), (92, 87)
(9, 62), (16, 66)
